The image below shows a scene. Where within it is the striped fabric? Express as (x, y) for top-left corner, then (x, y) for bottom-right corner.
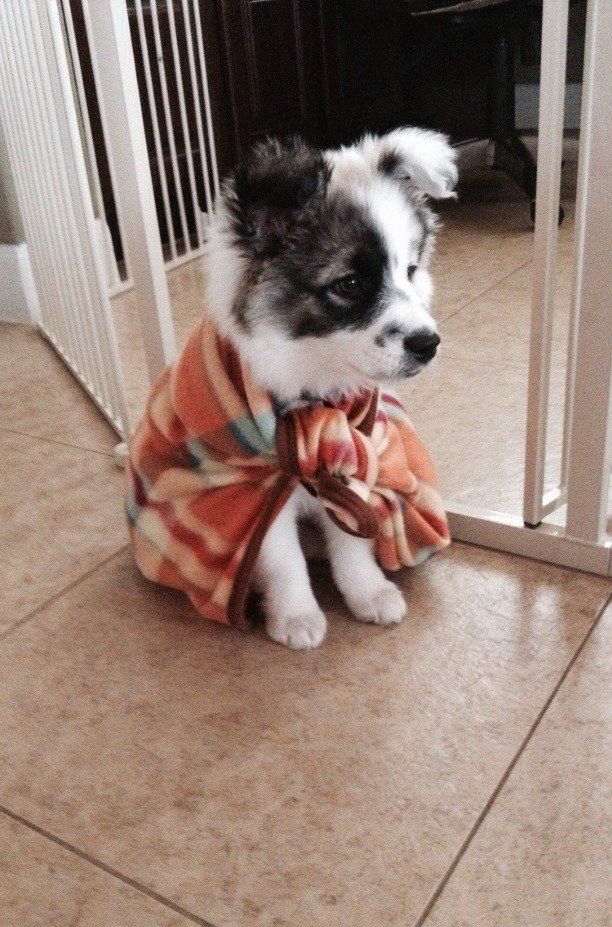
(126, 318), (450, 627)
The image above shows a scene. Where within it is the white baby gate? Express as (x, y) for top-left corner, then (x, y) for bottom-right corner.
(0, 0), (128, 435)
(58, 0), (221, 292)
(448, 0), (611, 575)
(0, 0), (609, 576)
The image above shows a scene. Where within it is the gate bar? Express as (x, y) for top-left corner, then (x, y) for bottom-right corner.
(557, 0), (597, 498)
(133, 0), (178, 260)
(166, 0), (203, 249)
(181, 0), (214, 217)
(48, 0), (122, 410)
(60, 0), (130, 289)
(523, 0), (570, 527)
(46, 0), (128, 421)
(148, 0), (191, 252)
(84, 0), (177, 384)
(191, 0), (220, 200)
(565, 0), (612, 545)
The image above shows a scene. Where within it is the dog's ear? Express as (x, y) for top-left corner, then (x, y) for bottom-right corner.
(376, 128), (458, 199)
(225, 137), (328, 254)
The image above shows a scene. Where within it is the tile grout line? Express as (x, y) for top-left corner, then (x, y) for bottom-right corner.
(0, 545), (130, 642)
(0, 531), (217, 926)
(0, 425), (117, 458)
(437, 257), (532, 328)
(0, 805), (217, 927)
(414, 590), (612, 927)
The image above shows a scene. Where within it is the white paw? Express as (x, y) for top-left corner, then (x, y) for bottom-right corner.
(266, 609), (327, 650)
(348, 581), (407, 626)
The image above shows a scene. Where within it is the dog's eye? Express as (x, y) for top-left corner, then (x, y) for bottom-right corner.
(407, 264), (418, 281)
(329, 275), (361, 299)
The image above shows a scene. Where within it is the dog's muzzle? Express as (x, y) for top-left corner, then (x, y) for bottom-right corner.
(403, 329), (440, 363)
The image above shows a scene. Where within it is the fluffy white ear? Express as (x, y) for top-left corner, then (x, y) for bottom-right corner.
(377, 127), (458, 199)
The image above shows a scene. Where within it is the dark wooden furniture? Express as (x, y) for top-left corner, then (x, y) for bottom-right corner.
(331, 0), (540, 210)
(74, 0), (567, 254)
(72, 0), (336, 256)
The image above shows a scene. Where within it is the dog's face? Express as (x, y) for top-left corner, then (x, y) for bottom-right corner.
(206, 129), (457, 401)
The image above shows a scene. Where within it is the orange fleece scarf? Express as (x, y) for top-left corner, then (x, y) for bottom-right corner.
(126, 319), (450, 627)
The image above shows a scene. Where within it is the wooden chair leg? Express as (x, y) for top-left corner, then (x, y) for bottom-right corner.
(490, 29), (538, 202)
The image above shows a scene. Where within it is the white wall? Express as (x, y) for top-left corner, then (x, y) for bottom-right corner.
(0, 123), (39, 322)
(0, 124), (24, 245)
(516, 82), (582, 132)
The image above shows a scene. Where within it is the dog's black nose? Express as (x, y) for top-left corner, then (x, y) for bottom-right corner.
(404, 330), (440, 362)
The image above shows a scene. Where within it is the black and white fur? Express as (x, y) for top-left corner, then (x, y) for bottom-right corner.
(205, 128), (457, 649)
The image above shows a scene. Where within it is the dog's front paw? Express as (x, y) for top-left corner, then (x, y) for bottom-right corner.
(266, 609), (327, 650)
(348, 581), (407, 626)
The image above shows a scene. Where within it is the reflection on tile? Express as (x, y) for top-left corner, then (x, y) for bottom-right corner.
(432, 199), (534, 321)
(427, 604), (612, 927)
(112, 259), (208, 429)
(0, 813), (193, 927)
(401, 259), (575, 516)
(109, 292), (151, 431)
(0, 544), (608, 926)
(0, 431), (127, 630)
(167, 258), (208, 347)
(0, 323), (116, 452)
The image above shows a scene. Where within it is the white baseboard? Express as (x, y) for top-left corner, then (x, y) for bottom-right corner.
(520, 133), (580, 163)
(456, 134), (580, 170)
(0, 242), (40, 323)
(516, 82), (582, 133)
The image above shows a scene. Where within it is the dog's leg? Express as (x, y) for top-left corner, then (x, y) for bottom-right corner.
(256, 491), (327, 650)
(321, 515), (407, 626)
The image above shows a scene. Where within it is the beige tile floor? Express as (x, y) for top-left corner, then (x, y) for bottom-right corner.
(1, 165), (610, 926)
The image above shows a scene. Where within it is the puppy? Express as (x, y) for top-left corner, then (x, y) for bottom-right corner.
(204, 129), (457, 649)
